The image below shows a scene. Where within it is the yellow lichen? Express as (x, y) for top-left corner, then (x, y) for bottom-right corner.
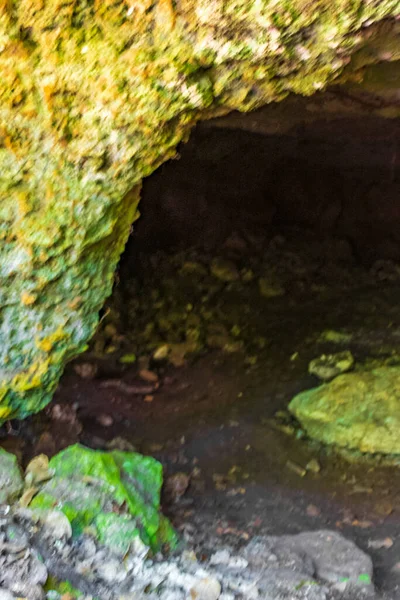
(36, 327), (68, 353)
(21, 291), (37, 306)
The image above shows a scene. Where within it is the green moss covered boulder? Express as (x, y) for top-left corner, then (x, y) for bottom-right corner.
(0, 0), (400, 421)
(30, 444), (176, 553)
(289, 366), (400, 454)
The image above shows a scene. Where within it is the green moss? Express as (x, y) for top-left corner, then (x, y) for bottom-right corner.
(30, 444), (177, 552)
(289, 366), (400, 454)
(45, 577), (83, 598)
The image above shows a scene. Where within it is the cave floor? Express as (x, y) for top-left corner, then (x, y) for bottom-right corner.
(4, 233), (400, 597)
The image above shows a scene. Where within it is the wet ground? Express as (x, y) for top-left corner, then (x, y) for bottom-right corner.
(3, 227), (400, 598)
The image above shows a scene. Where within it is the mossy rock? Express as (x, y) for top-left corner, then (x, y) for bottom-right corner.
(289, 367), (400, 454)
(30, 444), (177, 553)
(0, 1), (399, 421)
(0, 448), (23, 504)
(308, 351), (354, 381)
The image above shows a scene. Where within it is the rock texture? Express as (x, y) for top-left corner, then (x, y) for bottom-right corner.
(0, 2), (400, 420)
(289, 366), (400, 454)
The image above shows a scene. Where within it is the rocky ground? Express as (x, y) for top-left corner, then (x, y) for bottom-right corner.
(3, 225), (400, 598)
(0, 500), (394, 600)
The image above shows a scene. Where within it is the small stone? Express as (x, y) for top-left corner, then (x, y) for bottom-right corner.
(190, 577), (221, 600)
(74, 362), (98, 379)
(6, 524), (29, 547)
(79, 536), (98, 557)
(104, 324), (118, 337)
(319, 330), (352, 344)
(286, 460), (306, 477)
(25, 454), (53, 486)
(308, 351), (354, 381)
(164, 472), (190, 503)
(367, 537), (393, 549)
(210, 258), (239, 282)
(50, 404), (80, 425)
(10, 583), (45, 600)
(258, 277), (285, 298)
(0, 449), (23, 504)
(306, 504), (321, 517)
(119, 353), (137, 364)
(96, 414), (114, 427)
(42, 510), (72, 540)
(306, 459), (321, 474)
(138, 369), (158, 383)
(153, 344), (170, 361)
(97, 559), (127, 583)
(106, 437), (136, 452)
(210, 549), (231, 565)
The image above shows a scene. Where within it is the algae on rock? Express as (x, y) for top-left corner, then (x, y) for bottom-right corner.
(289, 366), (400, 454)
(30, 444), (176, 553)
(1, 0), (400, 421)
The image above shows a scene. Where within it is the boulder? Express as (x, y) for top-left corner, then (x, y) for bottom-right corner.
(0, 449), (23, 504)
(30, 444), (177, 553)
(289, 366), (400, 454)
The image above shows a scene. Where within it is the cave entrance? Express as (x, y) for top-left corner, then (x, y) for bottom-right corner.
(37, 90), (400, 597)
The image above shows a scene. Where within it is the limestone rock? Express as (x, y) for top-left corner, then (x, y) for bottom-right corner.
(244, 530), (374, 598)
(272, 530), (373, 590)
(289, 366), (400, 453)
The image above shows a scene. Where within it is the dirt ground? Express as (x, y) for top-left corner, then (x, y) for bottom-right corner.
(3, 272), (400, 597)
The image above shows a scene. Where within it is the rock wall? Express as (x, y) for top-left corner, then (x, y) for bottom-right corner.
(0, 1), (400, 420)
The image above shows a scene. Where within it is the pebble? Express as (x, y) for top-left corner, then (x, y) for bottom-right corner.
(119, 353), (137, 365)
(96, 414), (114, 427)
(42, 510), (72, 540)
(210, 258), (239, 282)
(190, 577), (221, 600)
(139, 369), (158, 383)
(106, 437), (136, 452)
(164, 473), (190, 503)
(308, 351), (354, 381)
(79, 537), (97, 557)
(6, 524), (29, 547)
(306, 459), (321, 474)
(97, 559), (127, 583)
(286, 460), (307, 477)
(258, 277), (285, 298)
(153, 345), (170, 361)
(74, 362), (98, 379)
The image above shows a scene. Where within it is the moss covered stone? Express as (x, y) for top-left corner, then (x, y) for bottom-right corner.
(0, 448), (23, 504)
(0, 1), (400, 420)
(30, 444), (177, 553)
(289, 366), (400, 454)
